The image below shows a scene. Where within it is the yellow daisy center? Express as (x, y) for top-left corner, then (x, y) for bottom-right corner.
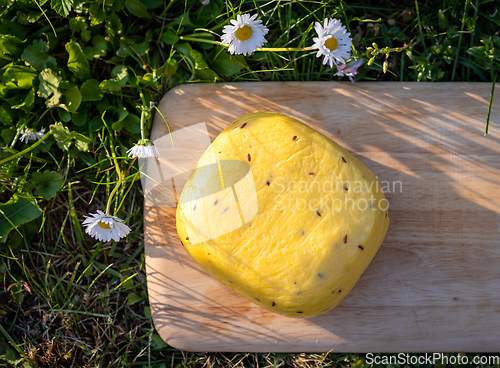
(324, 36), (339, 52)
(98, 220), (112, 229)
(235, 25), (253, 41)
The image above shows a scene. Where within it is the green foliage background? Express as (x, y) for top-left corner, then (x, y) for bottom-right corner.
(0, 0), (498, 366)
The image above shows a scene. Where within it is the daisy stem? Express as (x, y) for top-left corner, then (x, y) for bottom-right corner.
(105, 146), (123, 216)
(257, 47), (314, 52)
(179, 36), (224, 47)
(138, 89), (147, 141)
(159, 0), (177, 18)
(154, 106), (175, 148)
(0, 132), (51, 166)
(178, 36), (313, 53)
(33, 0), (57, 37)
(140, 109), (145, 141)
(101, 112), (124, 216)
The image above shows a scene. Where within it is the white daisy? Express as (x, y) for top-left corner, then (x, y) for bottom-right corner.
(18, 127), (46, 144)
(312, 18), (352, 68)
(127, 139), (159, 158)
(83, 210), (131, 242)
(221, 13), (269, 56)
(335, 59), (364, 83)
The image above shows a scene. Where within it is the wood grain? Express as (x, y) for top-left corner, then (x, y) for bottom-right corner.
(145, 82), (500, 352)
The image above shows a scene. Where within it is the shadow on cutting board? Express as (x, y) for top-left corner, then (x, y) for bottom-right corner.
(144, 82), (500, 352)
(306, 83), (500, 351)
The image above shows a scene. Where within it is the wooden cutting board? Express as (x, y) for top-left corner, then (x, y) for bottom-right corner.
(144, 81), (500, 352)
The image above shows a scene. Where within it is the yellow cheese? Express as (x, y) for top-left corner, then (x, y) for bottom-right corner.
(176, 111), (389, 318)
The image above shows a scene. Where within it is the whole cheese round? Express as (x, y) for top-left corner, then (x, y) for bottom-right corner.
(176, 111), (389, 318)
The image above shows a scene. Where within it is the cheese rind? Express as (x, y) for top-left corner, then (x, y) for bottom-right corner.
(176, 112), (389, 318)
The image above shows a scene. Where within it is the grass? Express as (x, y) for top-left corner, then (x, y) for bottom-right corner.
(0, 0), (499, 366)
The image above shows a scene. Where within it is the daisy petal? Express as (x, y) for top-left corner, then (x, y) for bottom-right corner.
(18, 127), (46, 144)
(312, 17), (352, 68)
(220, 13), (269, 56)
(128, 139), (159, 158)
(83, 211), (131, 242)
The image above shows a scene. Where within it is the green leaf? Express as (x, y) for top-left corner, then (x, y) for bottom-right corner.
(139, 72), (155, 86)
(50, 122), (72, 151)
(151, 334), (167, 348)
(58, 108), (71, 122)
(3, 65), (38, 89)
(142, 0), (163, 8)
(27, 11), (43, 23)
(121, 275), (134, 289)
(105, 12), (123, 38)
(72, 133), (91, 152)
(437, 10), (448, 31)
(466, 46), (486, 59)
(47, 91), (63, 107)
(211, 47), (246, 76)
(127, 292), (142, 305)
(89, 2), (106, 25)
(65, 40), (90, 80)
(111, 103), (130, 131)
(69, 16), (88, 32)
(38, 68), (62, 106)
(83, 35), (108, 60)
(192, 0), (222, 27)
(0, 336), (24, 364)
(38, 69), (61, 98)
(0, 194), (42, 243)
(5, 93), (24, 107)
(22, 39), (49, 70)
(81, 79), (103, 101)
(160, 27), (180, 45)
(176, 43), (206, 68)
(0, 84), (8, 98)
(1, 128), (16, 146)
(123, 114), (141, 134)
(63, 85), (81, 112)
(51, 0), (73, 16)
(11, 88), (35, 113)
(117, 38), (150, 57)
(81, 29), (92, 43)
(89, 115), (104, 131)
(116, 105), (129, 122)
(0, 34), (24, 60)
(195, 68), (218, 81)
(32, 170), (64, 199)
(158, 57), (178, 77)
(125, 0), (152, 19)
(0, 103), (14, 125)
(93, 36), (108, 58)
(100, 65), (129, 92)
(9, 282), (25, 305)
(71, 104), (88, 126)
(105, 0), (125, 12)
(111, 120), (124, 131)
(167, 11), (192, 28)
(176, 42), (219, 81)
